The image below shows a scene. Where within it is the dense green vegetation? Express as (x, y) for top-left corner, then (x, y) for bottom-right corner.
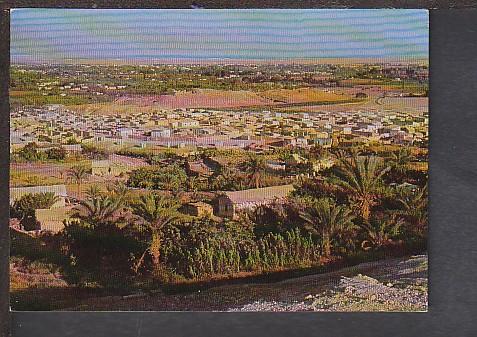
(9, 61), (429, 309)
(127, 165), (188, 191)
(11, 146), (427, 292)
(13, 142), (74, 163)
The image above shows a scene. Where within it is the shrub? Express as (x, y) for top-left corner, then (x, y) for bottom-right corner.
(60, 220), (147, 289)
(127, 165), (188, 191)
(18, 142), (46, 162)
(46, 146), (67, 160)
(81, 143), (108, 160)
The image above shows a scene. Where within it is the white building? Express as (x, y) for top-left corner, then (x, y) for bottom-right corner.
(151, 128), (172, 138)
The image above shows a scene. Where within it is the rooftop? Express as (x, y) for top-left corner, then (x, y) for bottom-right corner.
(223, 184), (294, 204)
(10, 184), (68, 203)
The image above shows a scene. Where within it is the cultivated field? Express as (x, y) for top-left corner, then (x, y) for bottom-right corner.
(281, 96), (428, 115)
(259, 87), (354, 104)
(70, 88), (361, 115)
(115, 89), (274, 109)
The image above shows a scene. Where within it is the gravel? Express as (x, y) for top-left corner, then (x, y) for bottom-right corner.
(228, 255), (428, 312)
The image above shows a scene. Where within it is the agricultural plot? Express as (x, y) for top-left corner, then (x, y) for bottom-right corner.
(260, 87), (355, 105)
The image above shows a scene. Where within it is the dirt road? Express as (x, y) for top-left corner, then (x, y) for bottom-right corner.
(67, 254), (427, 312)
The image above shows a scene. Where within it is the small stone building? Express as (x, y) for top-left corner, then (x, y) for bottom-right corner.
(34, 207), (70, 233)
(181, 202), (214, 217)
(10, 185), (70, 233)
(216, 184), (295, 219)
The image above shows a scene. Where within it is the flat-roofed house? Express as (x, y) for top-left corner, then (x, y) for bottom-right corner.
(151, 128), (172, 139)
(63, 144), (82, 153)
(34, 207), (71, 233)
(216, 184), (294, 219)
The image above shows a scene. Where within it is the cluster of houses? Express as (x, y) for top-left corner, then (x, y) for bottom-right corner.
(10, 63), (428, 235)
(9, 103), (427, 234)
(9, 183), (296, 234)
(11, 100), (428, 155)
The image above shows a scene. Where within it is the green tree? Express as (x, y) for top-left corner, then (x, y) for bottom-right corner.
(84, 184), (103, 199)
(127, 165), (187, 191)
(81, 143), (108, 160)
(73, 193), (125, 226)
(131, 193), (180, 269)
(66, 137), (79, 145)
(360, 214), (404, 250)
(67, 165), (89, 195)
(46, 146), (67, 160)
(211, 167), (246, 191)
(106, 182), (131, 205)
(332, 152), (389, 221)
(18, 142), (43, 162)
(395, 184), (428, 237)
(391, 147), (413, 170)
(299, 198), (355, 257)
(240, 154), (267, 189)
(387, 147), (414, 183)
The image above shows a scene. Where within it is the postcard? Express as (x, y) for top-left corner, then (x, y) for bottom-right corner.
(9, 9), (428, 311)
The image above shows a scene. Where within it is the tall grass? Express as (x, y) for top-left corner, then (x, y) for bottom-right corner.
(166, 228), (320, 279)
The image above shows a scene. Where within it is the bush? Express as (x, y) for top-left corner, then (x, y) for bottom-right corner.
(127, 165), (188, 191)
(60, 220), (147, 289)
(18, 142), (46, 162)
(46, 146), (67, 160)
(81, 143), (108, 160)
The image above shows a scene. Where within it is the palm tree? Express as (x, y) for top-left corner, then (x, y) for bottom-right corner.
(299, 197), (355, 257)
(212, 166), (243, 191)
(332, 152), (389, 221)
(388, 147), (414, 182)
(85, 184), (103, 199)
(360, 214), (404, 250)
(106, 182), (131, 206)
(187, 176), (199, 192)
(67, 165), (89, 196)
(390, 147), (413, 173)
(36, 191), (60, 209)
(73, 194), (125, 226)
(241, 154), (267, 189)
(131, 193), (180, 268)
(395, 184), (428, 235)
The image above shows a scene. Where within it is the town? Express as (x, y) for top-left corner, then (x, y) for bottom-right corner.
(12, 98), (427, 152)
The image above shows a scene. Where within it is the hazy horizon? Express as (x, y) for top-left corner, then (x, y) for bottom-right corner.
(11, 9), (429, 64)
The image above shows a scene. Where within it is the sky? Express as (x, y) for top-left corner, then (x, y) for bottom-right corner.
(11, 9), (429, 64)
